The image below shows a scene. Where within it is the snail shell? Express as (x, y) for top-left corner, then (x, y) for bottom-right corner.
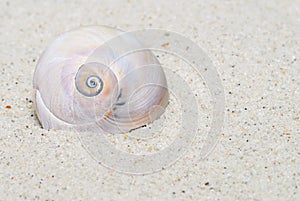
(33, 26), (169, 134)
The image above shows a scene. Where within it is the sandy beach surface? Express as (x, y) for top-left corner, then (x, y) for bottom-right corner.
(0, 0), (299, 200)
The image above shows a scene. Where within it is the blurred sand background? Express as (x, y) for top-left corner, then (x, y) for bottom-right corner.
(0, 0), (299, 200)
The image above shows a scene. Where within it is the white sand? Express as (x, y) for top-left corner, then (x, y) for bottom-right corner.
(0, 0), (299, 200)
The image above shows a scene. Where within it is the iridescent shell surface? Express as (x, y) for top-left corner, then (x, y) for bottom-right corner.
(33, 26), (169, 134)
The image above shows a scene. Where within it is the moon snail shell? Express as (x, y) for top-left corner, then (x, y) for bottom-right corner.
(33, 26), (169, 134)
